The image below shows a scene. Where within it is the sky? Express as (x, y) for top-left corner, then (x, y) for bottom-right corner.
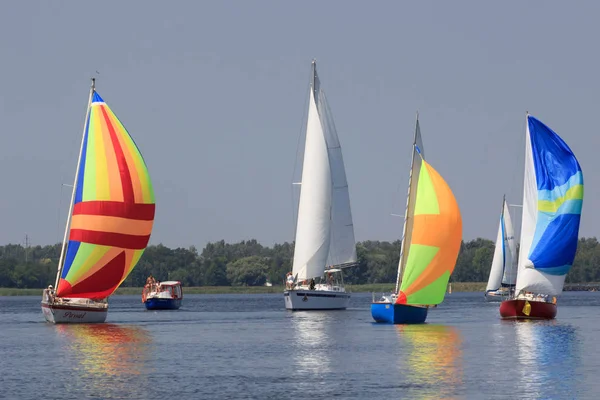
(1, 1), (599, 249)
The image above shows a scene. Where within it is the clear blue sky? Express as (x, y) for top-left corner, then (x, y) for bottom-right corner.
(1, 1), (599, 248)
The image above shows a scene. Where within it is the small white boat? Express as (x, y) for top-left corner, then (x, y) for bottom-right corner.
(284, 60), (357, 311)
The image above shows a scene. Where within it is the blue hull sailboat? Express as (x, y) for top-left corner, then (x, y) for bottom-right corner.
(371, 115), (462, 324)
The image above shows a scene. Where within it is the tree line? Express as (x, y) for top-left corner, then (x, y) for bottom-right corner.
(1, 237), (599, 288)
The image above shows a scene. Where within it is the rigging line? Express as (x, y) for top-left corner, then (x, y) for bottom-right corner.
(290, 65), (312, 245)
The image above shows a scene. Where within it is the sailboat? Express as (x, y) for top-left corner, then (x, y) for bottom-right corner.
(284, 60), (357, 311)
(41, 79), (156, 324)
(484, 196), (517, 302)
(500, 114), (583, 319)
(371, 116), (462, 324)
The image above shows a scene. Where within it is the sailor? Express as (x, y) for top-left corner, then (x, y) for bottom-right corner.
(309, 278), (315, 290)
(286, 272), (294, 289)
(327, 272), (333, 286)
(46, 285), (54, 303)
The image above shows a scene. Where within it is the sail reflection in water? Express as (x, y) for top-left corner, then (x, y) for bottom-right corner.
(514, 321), (580, 398)
(57, 324), (152, 397)
(396, 324), (463, 399)
(291, 312), (331, 376)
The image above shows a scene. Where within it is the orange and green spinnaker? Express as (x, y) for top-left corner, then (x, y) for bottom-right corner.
(56, 91), (155, 299)
(396, 159), (462, 305)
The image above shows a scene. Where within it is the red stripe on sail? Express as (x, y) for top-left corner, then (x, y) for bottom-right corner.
(73, 201), (155, 221)
(70, 229), (151, 250)
(56, 252), (126, 299)
(101, 106), (135, 203)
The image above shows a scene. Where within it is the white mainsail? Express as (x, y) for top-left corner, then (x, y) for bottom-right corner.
(292, 61), (357, 281)
(500, 200), (517, 286)
(515, 114), (583, 296)
(486, 199), (517, 292)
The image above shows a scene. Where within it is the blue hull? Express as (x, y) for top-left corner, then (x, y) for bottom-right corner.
(144, 298), (182, 310)
(371, 302), (428, 324)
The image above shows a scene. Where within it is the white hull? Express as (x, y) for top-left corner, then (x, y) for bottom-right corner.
(41, 300), (108, 324)
(284, 289), (350, 310)
(484, 290), (510, 302)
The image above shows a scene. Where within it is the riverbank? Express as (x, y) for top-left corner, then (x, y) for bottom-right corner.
(0, 282), (485, 296)
(2, 282), (597, 296)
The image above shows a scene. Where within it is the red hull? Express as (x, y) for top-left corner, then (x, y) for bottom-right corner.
(500, 299), (557, 320)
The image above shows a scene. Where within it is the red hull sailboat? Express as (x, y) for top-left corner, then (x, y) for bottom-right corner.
(499, 114), (583, 320)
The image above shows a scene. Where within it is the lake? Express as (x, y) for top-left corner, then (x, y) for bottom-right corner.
(1, 291), (599, 399)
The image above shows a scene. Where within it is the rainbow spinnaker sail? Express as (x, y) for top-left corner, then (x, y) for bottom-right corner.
(396, 159), (462, 305)
(56, 91), (155, 299)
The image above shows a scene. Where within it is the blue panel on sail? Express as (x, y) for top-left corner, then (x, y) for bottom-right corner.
(527, 115), (583, 276)
(61, 240), (81, 279)
(529, 214), (580, 275)
(92, 92), (104, 103)
(528, 116), (581, 190)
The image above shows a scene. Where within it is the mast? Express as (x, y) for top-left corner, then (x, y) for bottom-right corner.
(500, 194), (507, 281)
(395, 112), (420, 294)
(53, 78), (95, 290)
(311, 59), (317, 98)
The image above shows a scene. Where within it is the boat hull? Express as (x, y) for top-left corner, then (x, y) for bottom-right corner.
(284, 290), (350, 310)
(499, 299), (557, 320)
(371, 302), (428, 324)
(144, 298), (182, 310)
(41, 302), (108, 324)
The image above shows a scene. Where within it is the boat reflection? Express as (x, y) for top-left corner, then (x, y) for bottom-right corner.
(57, 323), (152, 397)
(291, 312), (331, 375)
(514, 320), (579, 398)
(396, 324), (463, 399)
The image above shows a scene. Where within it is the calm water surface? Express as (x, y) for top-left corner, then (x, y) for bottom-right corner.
(1, 292), (599, 399)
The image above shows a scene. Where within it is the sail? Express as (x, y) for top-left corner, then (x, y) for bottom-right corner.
(515, 115), (583, 296)
(486, 199), (517, 291)
(292, 62), (356, 280)
(486, 207), (506, 292)
(316, 85), (357, 267)
(56, 91), (155, 298)
(397, 158), (462, 305)
(292, 77), (333, 281)
(396, 119), (425, 290)
(501, 200), (517, 286)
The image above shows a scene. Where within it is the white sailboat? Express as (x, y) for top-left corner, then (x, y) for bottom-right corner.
(484, 196), (517, 302)
(284, 60), (357, 311)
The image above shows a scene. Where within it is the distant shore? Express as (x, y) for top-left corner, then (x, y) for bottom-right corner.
(0, 282), (482, 296)
(1, 282), (597, 296)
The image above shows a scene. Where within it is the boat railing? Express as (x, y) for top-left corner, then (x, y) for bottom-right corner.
(372, 292), (394, 303)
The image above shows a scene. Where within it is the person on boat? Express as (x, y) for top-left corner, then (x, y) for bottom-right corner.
(286, 272), (294, 289)
(309, 278), (315, 290)
(44, 285), (54, 303)
(327, 272), (333, 288)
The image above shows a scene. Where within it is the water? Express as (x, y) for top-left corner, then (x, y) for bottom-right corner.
(1, 292), (599, 399)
